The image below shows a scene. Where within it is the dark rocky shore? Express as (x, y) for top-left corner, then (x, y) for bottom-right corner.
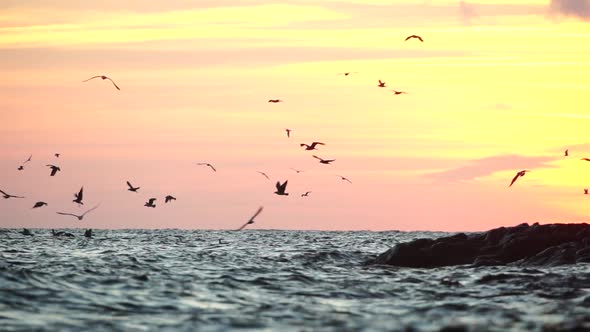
(368, 223), (590, 267)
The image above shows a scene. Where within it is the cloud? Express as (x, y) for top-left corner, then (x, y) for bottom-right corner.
(425, 154), (557, 182)
(550, 0), (590, 20)
(459, 1), (477, 26)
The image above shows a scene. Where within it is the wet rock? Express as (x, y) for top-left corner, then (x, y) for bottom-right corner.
(367, 223), (590, 268)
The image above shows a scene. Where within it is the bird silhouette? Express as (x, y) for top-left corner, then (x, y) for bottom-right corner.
(144, 198), (157, 208)
(196, 163), (216, 172)
(73, 187), (84, 205)
(55, 153), (60, 158)
(300, 142), (325, 151)
(32, 202), (48, 209)
(584, 188), (588, 195)
(84, 229), (92, 238)
(313, 155), (335, 164)
(392, 90), (408, 95)
(377, 80), (386, 88)
(46, 164), (61, 176)
(51, 229), (74, 237)
(509, 170), (530, 187)
(301, 191), (312, 197)
(268, 99), (283, 103)
(17, 166), (24, 171)
(582, 158), (590, 162)
(237, 206), (263, 231)
(339, 72), (358, 76)
(564, 149), (569, 157)
(23, 154), (32, 164)
(20, 228), (33, 236)
(274, 180), (289, 196)
(405, 35), (424, 42)
(0, 189), (25, 199)
(165, 195), (176, 203)
(257, 171), (270, 180)
(285, 129), (291, 138)
(83, 75), (120, 90)
(56, 204), (100, 221)
(126, 181), (140, 193)
(337, 175), (352, 183)
(290, 168), (304, 174)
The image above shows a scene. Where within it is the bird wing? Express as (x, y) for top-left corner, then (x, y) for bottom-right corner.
(82, 204), (100, 217)
(249, 206), (264, 222)
(258, 172), (270, 180)
(126, 181), (134, 189)
(82, 76), (102, 82)
(325, 159), (336, 163)
(56, 212), (80, 218)
(275, 181), (281, 191)
(208, 164), (217, 172)
(105, 77), (120, 90)
(78, 187), (84, 200)
(509, 173), (521, 187)
(24, 155), (32, 163)
(237, 221), (251, 231)
(312, 155), (322, 161)
(0, 190), (7, 196)
(404, 36), (412, 41)
(345, 178), (352, 183)
(50, 168), (58, 176)
(280, 180), (288, 191)
(418, 36), (424, 42)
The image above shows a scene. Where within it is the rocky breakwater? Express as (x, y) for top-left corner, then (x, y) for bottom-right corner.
(368, 223), (590, 267)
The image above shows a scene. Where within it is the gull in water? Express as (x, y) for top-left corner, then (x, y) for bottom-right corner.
(0, 189), (25, 199)
(46, 164), (61, 176)
(274, 180), (289, 196)
(258, 171), (270, 180)
(377, 80), (386, 88)
(285, 129), (291, 138)
(84, 229), (92, 238)
(405, 35), (424, 42)
(196, 163), (216, 172)
(237, 206), (264, 231)
(564, 149), (568, 157)
(337, 175), (352, 183)
(268, 99), (283, 103)
(509, 170), (530, 187)
(144, 198), (157, 208)
(584, 189), (588, 195)
(52, 229), (74, 238)
(313, 155), (335, 165)
(20, 228), (33, 236)
(392, 90), (408, 95)
(32, 202), (48, 209)
(56, 204), (100, 221)
(126, 181), (140, 193)
(73, 187), (84, 205)
(83, 75), (120, 90)
(290, 168), (304, 174)
(165, 195), (176, 203)
(300, 142), (325, 151)
(301, 191), (311, 197)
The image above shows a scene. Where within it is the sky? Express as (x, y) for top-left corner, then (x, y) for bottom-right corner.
(1, 0), (590, 231)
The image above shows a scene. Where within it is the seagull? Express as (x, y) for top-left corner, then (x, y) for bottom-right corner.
(337, 175), (352, 183)
(339, 72), (358, 76)
(165, 195), (176, 203)
(20, 228), (33, 236)
(196, 163), (216, 172)
(126, 181), (140, 193)
(0, 190), (25, 199)
(285, 129), (292, 138)
(46, 164), (61, 176)
(17, 166), (24, 171)
(237, 206), (264, 231)
(300, 142), (325, 151)
(257, 171), (270, 180)
(581, 158), (590, 162)
(83, 75), (120, 90)
(290, 168), (304, 174)
(32, 202), (48, 209)
(405, 35), (424, 42)
(313, 155), (335, 165)
(144, 198), (157, 208)
(73, 187), (84, 205)
(301, 191), (312, 197)
(84, 229), (92, 238)
(268, 99), (283, 103)
(56, 204), (100, 221)
(564, 149), (568, 157)
(55, 153), (60, 158)
(392, 90), (408, 95)
(509, 170), (530, 187)
(274, 180), (289, 196)
(51, 229), (74, 238)
(23, 154), (32, 164)
(378, 80), (386, 88)
(584, 189), (588, 195)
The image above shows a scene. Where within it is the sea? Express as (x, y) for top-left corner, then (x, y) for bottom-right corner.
(0, 229), (589, 332)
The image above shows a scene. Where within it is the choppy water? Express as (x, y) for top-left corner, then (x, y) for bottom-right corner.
(0, 229), (589, 332)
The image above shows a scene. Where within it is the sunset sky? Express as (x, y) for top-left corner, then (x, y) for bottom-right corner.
(1, 0), (590, 231)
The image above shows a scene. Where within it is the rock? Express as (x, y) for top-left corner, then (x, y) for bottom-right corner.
(367, 223), (590, 268)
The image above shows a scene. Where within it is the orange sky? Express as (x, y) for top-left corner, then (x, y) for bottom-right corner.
(1, 0), (590, 231)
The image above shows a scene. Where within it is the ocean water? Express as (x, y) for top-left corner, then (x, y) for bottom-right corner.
(0, 229), (589, 332)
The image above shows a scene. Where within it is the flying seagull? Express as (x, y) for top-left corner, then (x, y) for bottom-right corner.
(237, 206), (264, 231)
(392, 90), (408, 95)
(55, 153), (60, 158)
(268, 99), (283, 103)
(584, 188), (588, 195)
(32, 202), (48, 209)
(337, 175), (352, 183)
(126, 181), (140, 193)
(509, 170), (530, 187)
(339, 72), (358, 76)
(274, 180), (289, 196)
(165, 195), (176, 203)
(73, 187), (84, 205)
(581, 158), (590, 162)
(144, 198), (157, 208)
(56, 204), (100, 221)
(83, 75), (120, 90)
(564, 149), (569, 157)
(257, 171), (270, 180)
(24, 155), (32, 164)
(51, 229), (74, 238)
(301, 191), (311, 197)
(313, 155), (335, 165)
(300, 142), (325, 151)
(46, 164), (61, 176)
(285, 129), (291, 138)
(17, 166), (24, 171)
(405, 35), (424, 42)
(0, 189), (25, 199)
(377, 80), (386, 88)
(196, 163), (216, 172)
(290, 168), (304, 174)
(20, 229), (33, 236)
